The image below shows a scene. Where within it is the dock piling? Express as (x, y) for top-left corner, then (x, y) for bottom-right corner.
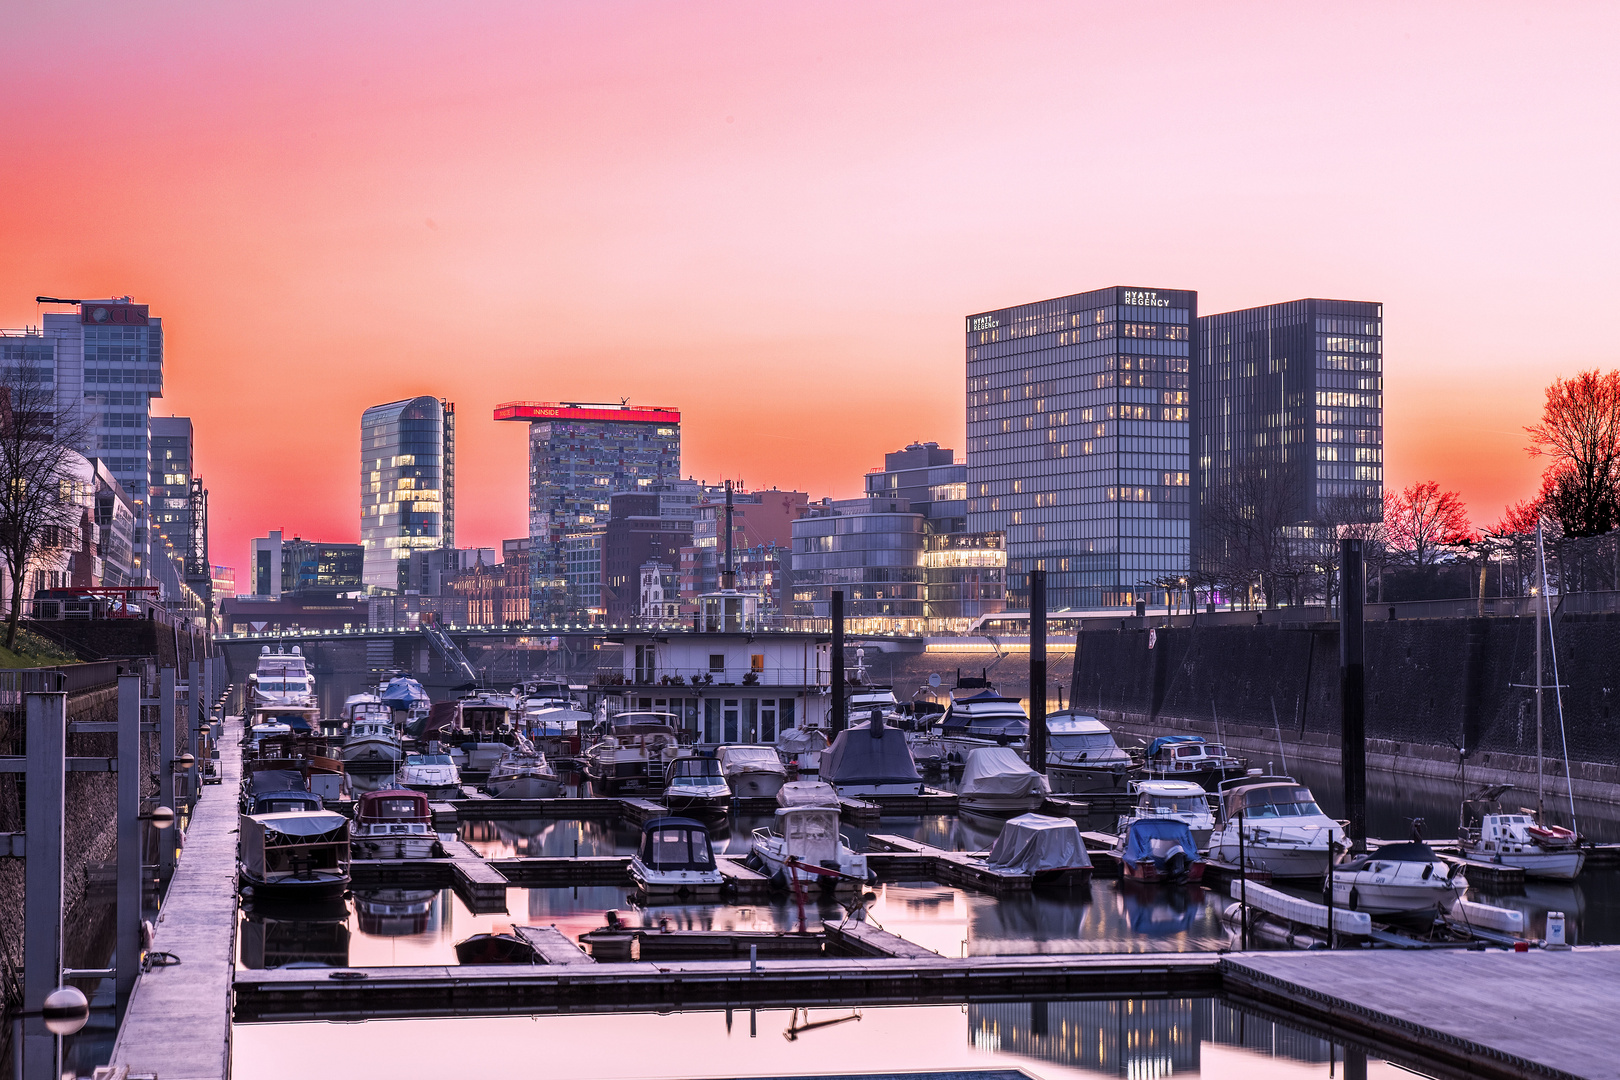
(22, 691), (67, 1080)
(116, 675), (142, 1007)
(831, 590), (845, 734)
(1029, 569), (1047, 774)
(1339, 538), (1367, 851)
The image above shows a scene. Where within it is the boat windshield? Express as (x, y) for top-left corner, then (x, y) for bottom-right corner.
(1206, 745), (1229, 758)
(669, 759), (724, 784)
(1228, 784), (1323, 818)
(1050, 733), (1118, 751)
(406, 754), (453, 766)
(643, 826), (713, 868)
(1142, 796), (1207, 813)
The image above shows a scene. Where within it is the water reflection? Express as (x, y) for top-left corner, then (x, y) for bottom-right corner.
(354, 888), (441, 937)
(239, 897), (351, 969)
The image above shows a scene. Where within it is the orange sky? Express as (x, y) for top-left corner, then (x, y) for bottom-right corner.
(3, 2), (1615, 570)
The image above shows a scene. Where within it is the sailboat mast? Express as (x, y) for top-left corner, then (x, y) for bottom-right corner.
(1535, 520), (1545, 817)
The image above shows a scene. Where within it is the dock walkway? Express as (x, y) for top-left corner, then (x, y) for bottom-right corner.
(109, 717), (244, 1080)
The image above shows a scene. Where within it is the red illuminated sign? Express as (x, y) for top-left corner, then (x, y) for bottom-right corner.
(80, 303), (149, 326)
(493, 401), (680, 424)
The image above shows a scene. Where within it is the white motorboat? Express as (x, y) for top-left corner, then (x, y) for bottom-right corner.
(957, 746), (1050, 817)
(629, 816), (724, 898)
(584, 711), (687, 794)
(1326, 840), (1467, 918)
(822, 713), (924, 798)
(342, 693), (391, 725)
(1117, 779), (1216, 850)
(936, 679), (1029, 763)
(247, 645), (317, 712)
(716, 744), (788, 799)
(1044, 711), (1135, 794)
(339, 716), (402, 772)
(351, 788), (440, 860)
(662, 756), (731, 818)
(450, 690), (521, 771)
(1459, 785), (1586, 880)
(398, 750), (462, 798)
(1208, 773), (1346, 880)
(484, 740), (564, 799)
(750, 781), (869, 891)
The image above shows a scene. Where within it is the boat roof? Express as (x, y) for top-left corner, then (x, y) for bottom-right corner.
(640, 815), (710, 833)
(1045, 713), (1109, 734)
(1133, 779), (1208, 796)
(949, 688), (1022, 705)
(1145, 735), (1207, 757)
(358, 788), (428, 805)
(246, 810), (350, 836)
(1216, 773), (1296, 792)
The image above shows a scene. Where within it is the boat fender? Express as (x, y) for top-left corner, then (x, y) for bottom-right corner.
(1422, 864), (1433, 880)
(1347, 886), (1360, 911)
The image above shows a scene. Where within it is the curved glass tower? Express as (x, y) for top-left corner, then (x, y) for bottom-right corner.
(360, 396), (455, 592)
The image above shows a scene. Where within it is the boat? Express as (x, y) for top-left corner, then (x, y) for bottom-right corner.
(629, 816), (725, 898)
(982, 813), (1093, 885)
(776, 725), (828, 775)
(351, 788), (439, 860)
(484, 740), (565, 799)
(821, 713), (925, 798)
(397, 749), (462, 798)
(1458, 785), (1586, 880)
(936, 679), (1029, 763)
(242, 782), (324, 816)
(241, 737), (349, 806)
(584, 711), (686, 794)
(1140, 735), (1246, 784)
(662, 756), (732, 818)
(338, 715), (403, 773)
(957, 746), (1050, 817)
(1043, 711), (1136, 794)
(749, 780), (870, 891)
(238, 810), (351, 900)
(1120, 817), (1205, 884)
(455, 932), (540, 964)
(1208, 773), (1346, 880)
(1326, 841), (1467, 918)
(1117, 779), (1216, 850)
(716, 744), (788, 798)
(341, 692), (392, 725)
(247, 645), (321, 733)
(449, 690), (521, 771)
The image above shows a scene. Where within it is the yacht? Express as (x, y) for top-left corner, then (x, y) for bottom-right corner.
(957, 746), (1050, 817)
(629, 816), (725, 898)
(584, 711), (686, 795)
(936, 680), (1029, 763)
(749, 781), (870, 891)
(716, 744), (788, 799)
(1043, 711), (1135, 794)
(662, 756), (732, 818)
(1120, 818), (1205, 884)
(521, 688), (592, 767)
(484, 740), (565, 799)
(1117, 779), (1216, 850)
(822, 713), (925, 798)
(1141, 735), (1246, 784)
(1459, 785), (1586, 880)
(248, 645), (317, 711)
(351, 788), (440, 860)
(449, 690), (521, 772)
(339, 716), (403, 772)
(238, 809), (352, 900)
(1326, 841), (1467, 918)
(398, 749), (462, 799)
(1208, 773), (1345, 880)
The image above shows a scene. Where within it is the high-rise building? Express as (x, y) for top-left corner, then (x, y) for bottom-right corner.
(965, 286), (1196, 610)
(601, 490), (698, 621)
(493, 401), (680, 620)
(150, 416), (211, 607)
(864, 442), (968, 533)
(1194, 299), (1384, 566)
(360, 396), (455, 592)
(250, 530), (364, 597)
(790, 496), (927, 630)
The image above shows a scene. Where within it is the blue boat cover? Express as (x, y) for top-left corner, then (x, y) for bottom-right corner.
(380, 676), (430, 710)
(1145, 735), (1205, 760)
(1122, 817), (1198, 870)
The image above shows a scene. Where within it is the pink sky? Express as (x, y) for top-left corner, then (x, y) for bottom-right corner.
(2, 1), (1615, 569)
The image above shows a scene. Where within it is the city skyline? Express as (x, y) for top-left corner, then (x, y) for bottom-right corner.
(3, 3), (1613, 569)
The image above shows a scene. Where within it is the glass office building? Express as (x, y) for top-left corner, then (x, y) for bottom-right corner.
(494, 402), (681, 621)
(965, 285), (1196, 610)
(790, 497), (927, 630)
(1194, 299), (1383, 565)
(360, 396), (455, 592)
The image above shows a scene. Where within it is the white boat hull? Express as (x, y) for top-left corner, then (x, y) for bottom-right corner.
(340, 737), (402, 767)
(1470, 847), (1586, 881)
(725, 769), (787, 799)
(629, 856), (724, 898)
(752, 838), (869, 890)
(959, 793), (1046, 818)
(1329, 876), (1465, 916)
(353, 832), (439, 860)
(1211, 839), (1332, 879)
(486, 774), (564, 799)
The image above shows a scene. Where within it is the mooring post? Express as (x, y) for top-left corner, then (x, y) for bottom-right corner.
(22, 691), (67, 1080)
(159, 667), (178, 878)
(1339, 538), (1366, 852)
(116, 675), (142, 1007)
(1029, 568), (1047, 774)
(189, 660), (203, 806)
(830, 590), (846, 734)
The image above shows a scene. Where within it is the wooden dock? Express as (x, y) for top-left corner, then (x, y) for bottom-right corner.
(108, 717), (245, 1080)
(823, 919), (940, 959)
(865, 834), (1033, 894)
(351, 841), (510, 913)
(513, 925), (596, 965)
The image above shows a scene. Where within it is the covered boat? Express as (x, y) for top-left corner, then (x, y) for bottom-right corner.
(238, 810), (352, 899)
(379, 675), (431, 714)
(983, 813), (1092, 883)
(750, 781), (869, 891)
(629, 816), (724, 898)
(716, 744), (788, 798)
(957, 746), (1050, 817)
(822, 714), (924, 798)
(352, 788), (439, 860)
(776, 725), (828, 775)
(1043, 712), (1135, 794)
(1121, 817), (1205, 884)
(1327, 841), (1466, 918)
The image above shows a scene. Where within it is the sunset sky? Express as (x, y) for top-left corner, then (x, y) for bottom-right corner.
(2, 2), (1615, 571)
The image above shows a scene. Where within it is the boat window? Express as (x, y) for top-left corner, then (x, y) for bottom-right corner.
(371, 798), (424, 818)
(1146, 796), (1207, 813)
(1051, 733), (1116, 750)
(1206, 745), (1228, 757)
(1175, 745), (1201, 757)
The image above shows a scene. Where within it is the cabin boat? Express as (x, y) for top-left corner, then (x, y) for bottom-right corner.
(241, 739), (348, 805)
(398, 750), (462, 798)
(1459, 785), (1586, 880)
(662, 756), (732, 818)
(1141, 735), (1246, 784)
(1327, 841), (1467, 918)
(342, 693), (392, 725)
(584, 711), (686, 795)
(484, 741), (565, 799)
(521, 685), (592, 766)
(776, 726), (828, 775)
(352, 788), (439, 860)
(1043, 711), (1135, 794)
(936, 681), (1030, 762)
(821, 714), (925, 798)
(455, 932), (540, 964)
(238, 810), (351, 900)
(248, 645), (317, 712)
(957, 746), (1050, 817)
(1118, 779), (1216, 850)
(339, 717), (402, 772)
(450, 691), (521, 772)
(243, 785), (324, 816)
(716, 744), (788, 798)
(1120, 818), (1205, 884)
(983, 813), (1093, 884)
(629, 816), (725, 898)
(378, 676), (432, 727)
(1208, 773), (1345, 880)
(750, 781), (870, 891)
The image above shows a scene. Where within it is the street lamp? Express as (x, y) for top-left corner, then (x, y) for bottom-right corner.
(42, 985), (89, 1035)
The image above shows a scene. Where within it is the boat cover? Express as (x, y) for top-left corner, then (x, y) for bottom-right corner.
(251, 810), (351, 839)
(959, 746), (1050, 798)
(1145, 735), (1205, 759)
(244, 768), (306, 796)
(717, 745), (787, 776)
(1122, 818), (1198, 870)
(984, 813), (1091, 874)
(380, 677), (430, 710)
(822, 721), (921, 785)
(776, 780), (841, 808)
(776, 727), (828, 754)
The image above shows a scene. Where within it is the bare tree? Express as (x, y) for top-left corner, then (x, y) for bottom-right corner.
(1199, 459), (1305, 610)
(0, 363), (92, 651)
(1526, 368), (1620, 538)
(1384, 481), (1470, 568)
